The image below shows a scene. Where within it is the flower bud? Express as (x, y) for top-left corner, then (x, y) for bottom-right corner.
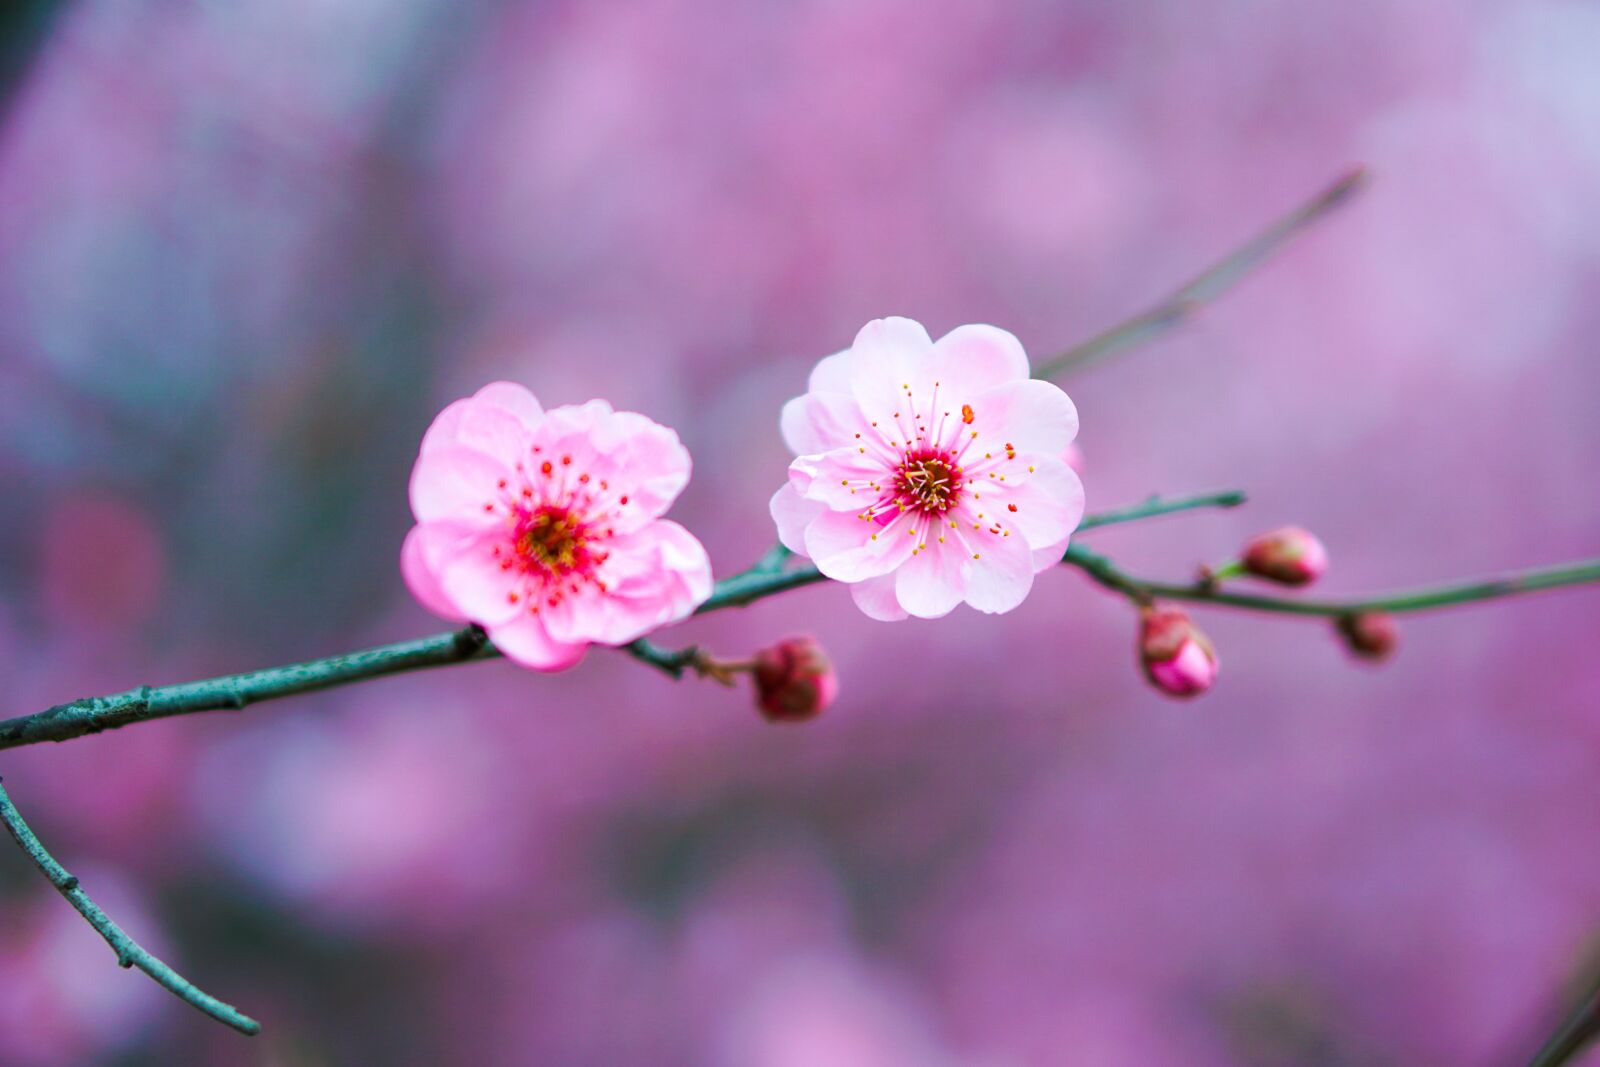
(1241, 526), (1328, 586)
(1336, 612), (1398, 661)
(752, 636), (837, 722)
(1138, 606), (1218, 698)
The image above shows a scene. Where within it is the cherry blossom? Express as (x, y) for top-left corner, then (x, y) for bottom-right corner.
(771, 317), (1084, 619)
(403, 383), (712, 669)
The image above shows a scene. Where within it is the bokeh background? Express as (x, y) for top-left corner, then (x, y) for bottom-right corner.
(1, 1), (1598, 1064)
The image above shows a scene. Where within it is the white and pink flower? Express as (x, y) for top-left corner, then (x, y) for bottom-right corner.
(402, 383), (713, 670)
(771, 317), (1084, 620)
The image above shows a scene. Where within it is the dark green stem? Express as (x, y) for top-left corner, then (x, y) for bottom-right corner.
(1524, 987), (1600, 1067)
(1062, 543), (1600, 617)
(0, 778), (261, 1035)
(1033, 167), (1369, 381)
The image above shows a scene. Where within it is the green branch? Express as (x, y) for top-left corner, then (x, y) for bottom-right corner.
(1525, 986), (1600, 1067)
(1033, 167), (1369, 381)
(0, 490), (1240, 752)
(0, 779), (261, 1036)
(1062, 543), (1600, 617)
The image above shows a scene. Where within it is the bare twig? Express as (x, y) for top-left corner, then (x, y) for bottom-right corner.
(1061, 543), (1600, 618)
(0, 778), (261, 1036)
(1033, 167), (1369, 380)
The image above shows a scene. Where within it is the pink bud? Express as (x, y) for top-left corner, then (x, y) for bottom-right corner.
(1336, 612), (1398, 661)
(752, 636), (838, 722)
(1241, 526), (1328, 586)
(1138, 606), (1218, 698)
(1064, 442), (1086, 476)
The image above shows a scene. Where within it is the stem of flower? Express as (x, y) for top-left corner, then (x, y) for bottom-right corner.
(1033, 167), (1369, 381)
(0, 778), (261, 1036)
(1061, 543), (1600, 618)
(1524, 986), (1600, 1067)
(3, 490), (1594, 752)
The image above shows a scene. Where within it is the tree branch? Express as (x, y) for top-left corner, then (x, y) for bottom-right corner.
(0, 778), (261, 1035)
(3, 489), (1594, 749)
(1033, 167), (1369, 381)
(1525, 986), (1600, 1067)
(1062, 543), (1600, 617)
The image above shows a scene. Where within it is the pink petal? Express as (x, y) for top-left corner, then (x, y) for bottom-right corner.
(547, 520), (713, 645)
(779, 390), (865, 457)
(400, 524), (470, 621)
(966, 454), (1085, 556)
(804, 507), (918, 582)
(420, 402), (532, 463)
(433, 531), (525, 627)
(537, 406), (691, 530)
(808, 348), (854, 394)
(408, 446), (513, 524)
(928, 324), (1030, 400)
(963, 379), (1079, 457)
(770, 484), (825, 557)
(471, 381), (544, 430)
(959, 523), (1036, 614)
(893, 540), (969, 619)
(789, 448), (892, 510)
(849, 573), (909, 621)
(848, 317), (937, 426)
(487, 611), (587, 672)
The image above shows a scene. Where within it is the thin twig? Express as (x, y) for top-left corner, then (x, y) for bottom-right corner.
(1033, 167), (1369, 380)
(2, 490), (1595, 748)
(1062, 543), (1600, 618)
(1524, 987), (1600, 1067)
(0, 778), (261, 1035)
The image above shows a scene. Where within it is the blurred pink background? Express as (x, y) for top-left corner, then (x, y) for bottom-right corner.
(1, 1), (1598, 1064)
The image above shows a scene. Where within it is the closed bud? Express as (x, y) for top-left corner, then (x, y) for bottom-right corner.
(1241, 526), (1328, 586)
(752, 636), (837, 722)
(1336, 612), (1398, 661)
(1138, 606), (1218, 699)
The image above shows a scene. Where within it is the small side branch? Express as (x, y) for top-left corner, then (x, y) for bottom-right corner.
(1034, 167), (1369, 380)
(1062, 544), (1600, 618)
(1525, 986), (1600, 1067)
(0, 778), (261, 1036)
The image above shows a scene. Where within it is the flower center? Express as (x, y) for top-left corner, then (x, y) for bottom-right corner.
(895, 450), (962, 513)
(515, 506), (591, 576)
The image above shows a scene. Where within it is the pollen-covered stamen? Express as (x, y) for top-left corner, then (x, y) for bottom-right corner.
(894, 449), (963, 514)
(513, 505), (598, 580)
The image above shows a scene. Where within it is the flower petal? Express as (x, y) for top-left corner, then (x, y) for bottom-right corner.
(809, 348), (854, 394)
(408, 446), (514, 524)
(488, 611), (588, 672)
(420, 391), (538, 457)
(963, 378), (1079, 457)
(850, 573), (908, 621)
(432, 528), (525, 626)
(965, 453), (1085, 555)
(804, 507), (918, 583)
(400, 523), (471, 621)
(780, 390), (866, 457)
(770, 484), (825, 556)
(548, 520), (713, 645)
(849, 316), (937, 427)
(928, 324), (1030, 400)
(893, 541), (968, 619)
(960, 522), (1037, 614)
(471, 381), (544, 431)
(533, 404), (692, 530)
(789, 448), (892, 510)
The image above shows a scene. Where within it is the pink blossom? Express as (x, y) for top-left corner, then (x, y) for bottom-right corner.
(1241, 525), (1329, 586)
(1138, 606), (1219, 698)
(402, 382), (713, 670)
(770, 317), (1084, 620)
(751, 636), (838, 722)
